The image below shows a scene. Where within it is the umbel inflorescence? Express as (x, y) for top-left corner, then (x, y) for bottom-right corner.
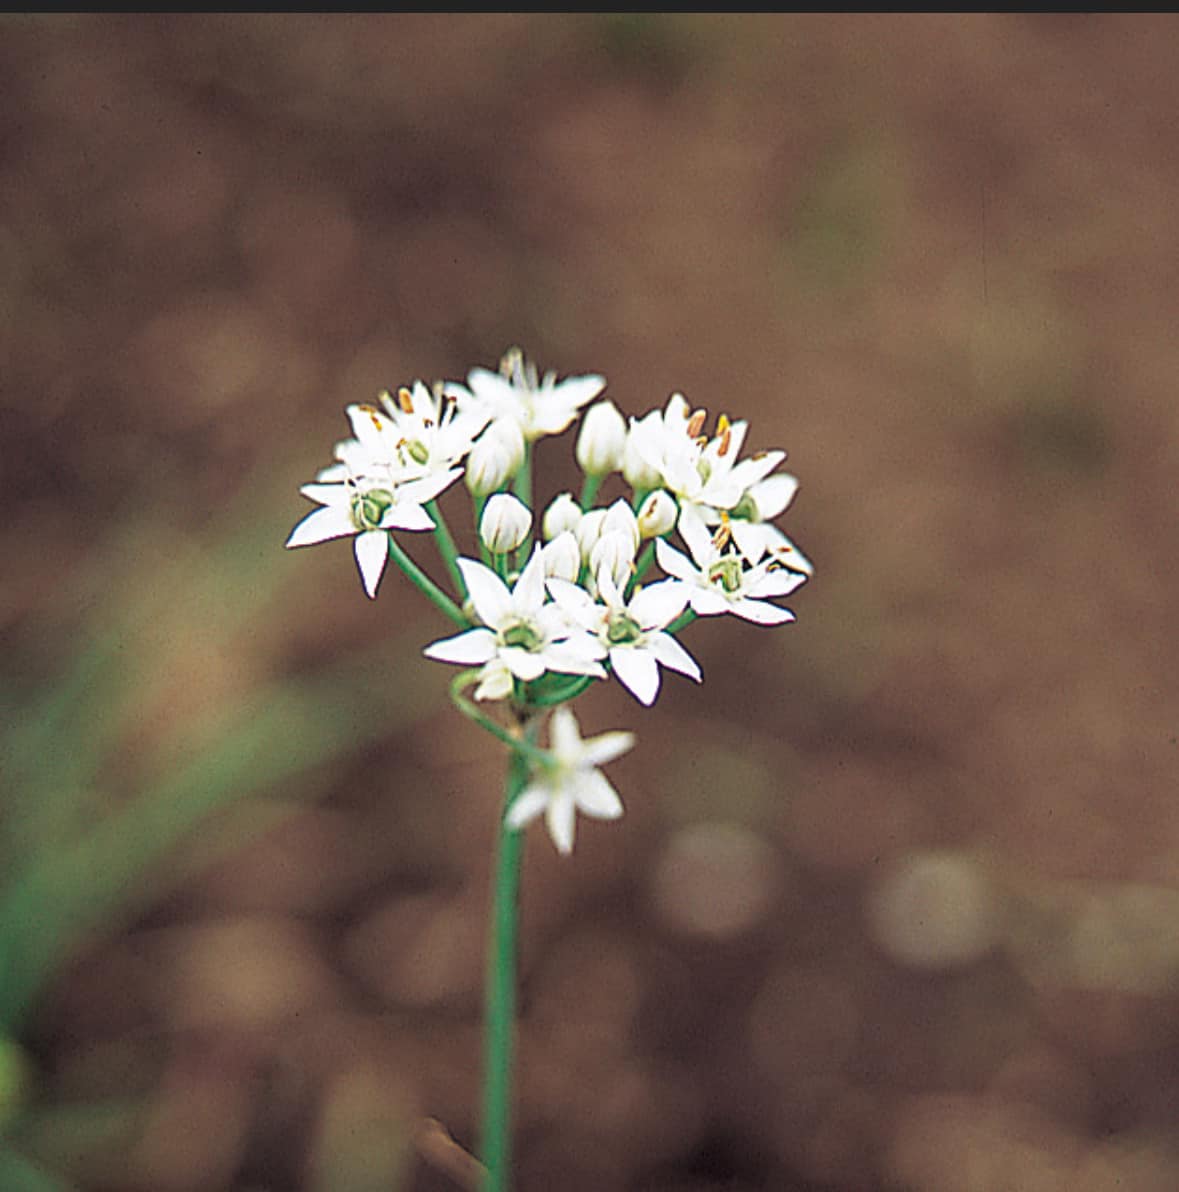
(287, 348), (812, 854)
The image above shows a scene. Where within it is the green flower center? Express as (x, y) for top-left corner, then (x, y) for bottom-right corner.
(730, 492), (759, 523)
(707, 555), (744, 594)
(402, 439), (430, 466)
(350, 488), (395, 531)
(606, 614), (644, 646)
(502, 621), (543, 651)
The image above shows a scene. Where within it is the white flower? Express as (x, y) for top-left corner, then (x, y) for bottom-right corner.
(505, 706), (633, 854)
(465, 419), (526, 497)
(574, 507), (609, 562)
(576, 399), (627, 475)
(655, 505), (807, 625)
(589, 530), (636, 596)
(542, 492), (583, 540)
(628, 395), (785, 518)
(285, 469), (458, 599)
(622, 411), (665, 490)
(446, 347), (606, 442)
(422, 546), (606, 697)
(637, 489), (678, 539)
(549, 569), (700, 706)
(480, 493), (532, 555)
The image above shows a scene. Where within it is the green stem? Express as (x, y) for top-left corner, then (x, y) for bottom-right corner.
(449, 674), (550, 766)
(480, 718), (540, 1192)
(513, 443), (534, 558)
(385, 537), (468, 629)
(628, 541), (656, 595)
(666, 608), (697, 636)
(579, 473), (602, 510)
(426, 500), (466, 599)
(521, 673), (596, 708)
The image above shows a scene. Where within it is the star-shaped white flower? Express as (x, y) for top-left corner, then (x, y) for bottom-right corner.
(422, 546), (606, 697)
(656, 505), (807, 625)
(285, 469), (459, 598)
(444, 347), (605, 442)
(628, 395), (785, 518)
(505, 706), (633, 854)
(548, 569), (701, 706)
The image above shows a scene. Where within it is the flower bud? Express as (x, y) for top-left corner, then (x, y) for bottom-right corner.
(576, 400), (627, 476)
(575, 508), (608, 562)
(480, 493), (532, 554)
(542, 531), (581, 583)
(590, 530), (636, 594)
(637, 489), (677, 539)
(622, 416), (663, 490)
(465, 421), (525, 497)
(543, 492), (583, 540)
(602, 498), (640, 551)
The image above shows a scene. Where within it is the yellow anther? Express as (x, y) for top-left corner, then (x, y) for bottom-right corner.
(686, 410), (707, 439)
(397, 386), (415, 414)
(716, 413), (731, 435)
(717, 426), (732, 457)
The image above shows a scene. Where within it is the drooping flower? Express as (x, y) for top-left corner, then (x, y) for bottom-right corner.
(505, 705), (633, 854)
(446, 347), (605, 442)
(285, 468), (459, 598)
(655, 504), (807, 625)
(422, 546), (606, 697)
(549, 568), (700, 706)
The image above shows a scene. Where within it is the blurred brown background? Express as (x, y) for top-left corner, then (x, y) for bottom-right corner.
(3, 13), (1179, 1191)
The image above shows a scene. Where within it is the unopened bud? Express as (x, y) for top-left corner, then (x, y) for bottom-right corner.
(576, 400), (627, 476)
(465, 421), (525, 497)
(543, 492), (583, 540)
(622, 418), (663, 490)
(590, 530), (636, 594)
(575, 508), (608, 561)
(542, 531), (581, 582)
(480, 493), (532, 554)
(637, 490), (677, 539)
(602, 498), (640, 551)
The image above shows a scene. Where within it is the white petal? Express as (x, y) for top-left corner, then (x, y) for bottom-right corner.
(401, 467), (464, 505)
(549, 706), (582, 759)
(609, 646), (661, 706)
(571, 769), (624, 820)
(511, 545), (547, 615)
(629, 579), (687, 629)
(540, 643), (607, 677)
(474, 661), (515, 701)
(380, 502), (435, 532)
(501, 647), (547, 681)
(748, 472), (798, 520)
(422, 628), (497, 665)
(747, 566), (808, 600)
(579, 729), (636, 768)
(286, 504), (355, 548)
(354, 531), (388, 598)
(551, 373), (607, 408)
(646, 632), (702, 682)
(688, 586), (731, 617)
(458, 558), (513, 627)
(505, 786), (551, 830)
(654, 538), (698, 583)
(298, 482), (349, 507)
(729, 519), (772, 564)
(676, 504), (715, 566)
(545, 792), (577, 855)
(730, 598), (796, 625)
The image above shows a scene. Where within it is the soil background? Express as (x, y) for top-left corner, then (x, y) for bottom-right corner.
(4, 14), (1179, 1191)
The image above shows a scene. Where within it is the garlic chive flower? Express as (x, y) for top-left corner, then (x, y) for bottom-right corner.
(549, 569), (701, 706)
(446, 346), (606, 443)
(655, 505), (807, 625)
(505, 706), (633, 855)
(480, 493), (532, 555)
(423, 546), (606, 698)
(703, 473), (814, 573)
(286, 469), (457, 599)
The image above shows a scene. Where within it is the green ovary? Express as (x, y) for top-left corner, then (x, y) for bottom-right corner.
(351, 488), (395, 531)
(708, 555), (743, 594)
(606, 615), (643, 645)
(502, 621), (543, 652)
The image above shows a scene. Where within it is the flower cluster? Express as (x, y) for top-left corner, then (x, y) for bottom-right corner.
(287, 349), (811, 853)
